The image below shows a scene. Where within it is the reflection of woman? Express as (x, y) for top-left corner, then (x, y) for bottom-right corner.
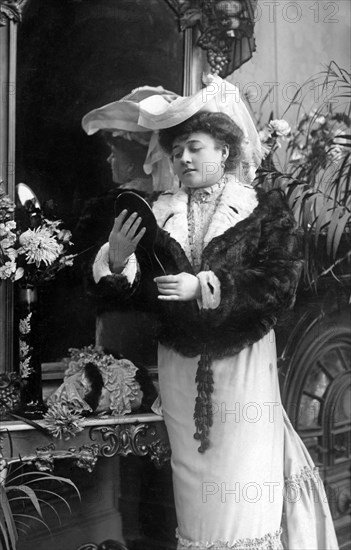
(90, 77), (338, 549)
(79, 85), (179, 364)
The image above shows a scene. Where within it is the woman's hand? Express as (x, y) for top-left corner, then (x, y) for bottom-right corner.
(108, 210), (145, 273)
(154, 273), (200, 301)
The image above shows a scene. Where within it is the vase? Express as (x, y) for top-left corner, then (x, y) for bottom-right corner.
(17, 286), (46, 417)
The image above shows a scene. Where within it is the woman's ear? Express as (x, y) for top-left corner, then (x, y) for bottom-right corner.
(222, 144), (229, 161)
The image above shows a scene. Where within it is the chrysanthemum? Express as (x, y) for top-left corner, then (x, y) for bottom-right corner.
(19, 227), (63, 267)
(44, 402), (84, 439)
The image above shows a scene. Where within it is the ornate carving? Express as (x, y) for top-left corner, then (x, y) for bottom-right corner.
(0, 373), (21, 417)
(90, 423), (171, 465)
(148, 439), (172, 468)
(0, 420), (170, 480)
(165, 0), (257, 77)
(34, 443), (55, 472)
(74, 444), (99, 473)
(0, 452), (8, 486)
(0, 0), (29, 26)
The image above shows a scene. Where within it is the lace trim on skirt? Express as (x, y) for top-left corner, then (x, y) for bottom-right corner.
(176, 528), (283, 549)
(285, 465), (320, 487)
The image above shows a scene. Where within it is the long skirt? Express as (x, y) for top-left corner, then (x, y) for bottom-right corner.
(158, 331), (339, 550)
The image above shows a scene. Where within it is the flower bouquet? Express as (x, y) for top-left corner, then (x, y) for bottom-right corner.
(1, 185), (75, 285)
(1, 184), (76, 417)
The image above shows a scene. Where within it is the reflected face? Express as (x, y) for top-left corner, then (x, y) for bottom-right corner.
(107, 144), (134, 184)
(171, 132), (227, 189)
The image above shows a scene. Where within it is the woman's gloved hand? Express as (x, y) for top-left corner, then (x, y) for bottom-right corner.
(108, 209), (145, 272)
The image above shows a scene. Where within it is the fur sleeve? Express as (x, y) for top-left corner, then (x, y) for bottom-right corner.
(202, 189), (303, 326)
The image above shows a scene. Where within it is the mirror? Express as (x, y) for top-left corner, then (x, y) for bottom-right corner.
(14, 0), (184, 366)
(16, 183), (40, 211)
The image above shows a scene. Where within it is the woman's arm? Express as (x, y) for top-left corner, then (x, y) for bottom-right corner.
(85, 210), (145, 304)
(200, 189), (303, 324)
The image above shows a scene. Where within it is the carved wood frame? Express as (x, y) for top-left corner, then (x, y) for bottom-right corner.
(0, 0), (203, 373)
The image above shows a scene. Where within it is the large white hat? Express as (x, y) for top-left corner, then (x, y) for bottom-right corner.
(82, 75), (264, 189)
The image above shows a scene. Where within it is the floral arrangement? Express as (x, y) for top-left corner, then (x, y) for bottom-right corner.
(247, 62), (351, 285)
(0, 185), (75, 286)
(44, 346), (143, 439)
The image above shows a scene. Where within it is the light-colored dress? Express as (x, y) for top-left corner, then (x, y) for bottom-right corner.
(93, 178), (339, 549)
(155, 182), (339, 550)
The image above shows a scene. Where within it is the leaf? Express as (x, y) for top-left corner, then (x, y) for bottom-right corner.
(332, 211), (350, 258)
(326, 207), (344, 256)
(24, 475), (80, 499)
(11, 513), (52, 535)
(289, 183), (308, 207)
(6, 485), (42, 518)
(302, 195), (317, 230)
(0, 485), (17, 550)
(314, 204), (333, 245)
(29, 488), (77, 514)
(293, 189), (314, 224)
(0, 513), (11, 550)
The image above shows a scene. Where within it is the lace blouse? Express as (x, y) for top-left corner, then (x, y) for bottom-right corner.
(185, 178), (226, 273)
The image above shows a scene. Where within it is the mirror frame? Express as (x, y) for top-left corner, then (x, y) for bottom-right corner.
(0, 0), (204, 373)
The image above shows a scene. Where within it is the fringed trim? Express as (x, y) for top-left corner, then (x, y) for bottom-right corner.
(285, 466), (321, 487)
(176, 528), (283, 549)
(193, 347), (214, 453)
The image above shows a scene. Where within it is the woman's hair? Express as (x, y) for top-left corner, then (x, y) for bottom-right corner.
(158, 112), (244, 171)
(102, 132), (148, 164)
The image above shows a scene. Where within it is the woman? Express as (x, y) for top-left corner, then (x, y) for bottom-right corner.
(75, 130), (157, 365)
(93, 112), (337, 550)
(90, 85), (338, 549)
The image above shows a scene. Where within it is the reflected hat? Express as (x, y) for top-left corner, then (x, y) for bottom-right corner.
(82, 85), (180, 135)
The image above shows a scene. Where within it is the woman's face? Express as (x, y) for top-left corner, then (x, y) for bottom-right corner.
(106, 144), (134, 184)
(171, 132), (227, 188)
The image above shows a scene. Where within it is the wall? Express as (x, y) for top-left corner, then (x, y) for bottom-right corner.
(230, 0), (350, 123)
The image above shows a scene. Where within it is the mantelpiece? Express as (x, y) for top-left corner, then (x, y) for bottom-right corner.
(0, 413), (170, 480)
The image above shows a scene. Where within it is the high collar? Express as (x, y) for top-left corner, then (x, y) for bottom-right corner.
(187, 176), (226, 204)
(153, 174), (258, 251)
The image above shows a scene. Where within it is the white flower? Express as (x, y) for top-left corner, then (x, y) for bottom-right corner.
(58, 229), (72, 242)
(3, 246), (17, 261)
(268, 119), (291, 136)
(315, 115), (326, 126)
(1, 237), (16, 252)
(258, 128), (272, 143)
(0, 261), (16, 280)
(15, 267), (24, 281)
(19, 227), (63, 267)
(59, 254), (75, 267)
(44, 402), (84, 439)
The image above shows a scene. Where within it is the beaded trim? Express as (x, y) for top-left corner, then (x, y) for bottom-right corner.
(176, 528), (283, 549)
(285, 466), (321, 487)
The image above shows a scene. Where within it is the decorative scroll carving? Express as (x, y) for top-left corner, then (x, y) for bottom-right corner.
(0, 0), (29, 26)
(165, 0), (257, 77)
(90, 423), (171, 467)
(0, 420), (170, 482)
